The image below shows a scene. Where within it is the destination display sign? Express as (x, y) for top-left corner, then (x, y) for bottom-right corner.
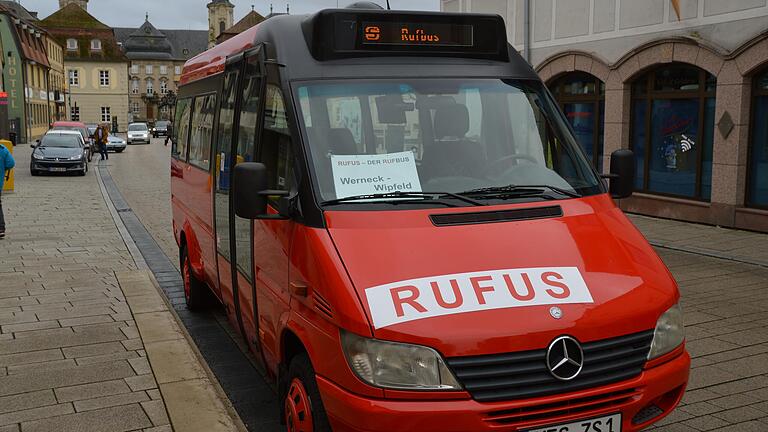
(360, 22), (474, 48)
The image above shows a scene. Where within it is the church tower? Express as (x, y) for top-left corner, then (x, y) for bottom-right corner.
(58, 0), (88, 10)
(207, 0), (234, 48)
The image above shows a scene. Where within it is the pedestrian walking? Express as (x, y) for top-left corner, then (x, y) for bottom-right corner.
(0, 141), (15, 239)
(96, 124), (109, 160)
(164, 122), (173, 146)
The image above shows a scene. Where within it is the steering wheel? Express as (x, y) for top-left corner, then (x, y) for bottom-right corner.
(488, 154), (540, 176)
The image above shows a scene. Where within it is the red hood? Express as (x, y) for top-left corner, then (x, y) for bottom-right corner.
(325, 194), (678, 357)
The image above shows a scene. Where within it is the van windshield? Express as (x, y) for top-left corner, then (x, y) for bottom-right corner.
(296, 79), (603, 206)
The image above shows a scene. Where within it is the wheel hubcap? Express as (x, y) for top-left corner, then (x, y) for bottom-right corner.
(182, 257), (191, 302)
(285, 378), (313, 432)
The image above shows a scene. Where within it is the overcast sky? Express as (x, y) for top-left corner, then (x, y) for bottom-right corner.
(17, 0), (440, 30)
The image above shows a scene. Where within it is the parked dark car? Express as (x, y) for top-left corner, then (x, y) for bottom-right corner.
(152, 120), (171, 138)
(30, 132), (89, 176)
(51, 121), (94, 162)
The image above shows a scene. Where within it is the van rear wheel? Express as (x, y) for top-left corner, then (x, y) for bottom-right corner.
(284, 354), (331, 432)
(181, 245), (208, 311)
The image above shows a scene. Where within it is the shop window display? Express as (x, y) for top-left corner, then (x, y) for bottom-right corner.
(630, 64), (716, 200)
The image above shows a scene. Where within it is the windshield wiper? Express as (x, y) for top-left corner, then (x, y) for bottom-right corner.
(461, 184), (582, 199)
(321, 191), (485, 207)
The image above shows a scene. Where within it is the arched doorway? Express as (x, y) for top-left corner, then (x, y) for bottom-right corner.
(549, 72), (605, 171)
(630, 64), (716, 200)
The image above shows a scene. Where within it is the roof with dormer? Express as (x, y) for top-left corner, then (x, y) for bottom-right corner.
(39, 3), (126, 62)
(121, 19), (174, 60)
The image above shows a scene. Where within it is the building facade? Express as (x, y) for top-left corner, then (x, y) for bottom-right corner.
(115, 21), (207, 124)
(444, 0), (768, 233)
(207, 0), (234, 48)
(41, 1), (129, 131)
(0, 2), (66, 142)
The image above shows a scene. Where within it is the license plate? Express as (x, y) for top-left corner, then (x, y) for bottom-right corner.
(50, 167), (66, 172)
(527, 413), (621, 432)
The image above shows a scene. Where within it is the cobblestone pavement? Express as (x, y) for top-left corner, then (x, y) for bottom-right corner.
(0, 144), (171, 432)
(6, 138), (768, 431)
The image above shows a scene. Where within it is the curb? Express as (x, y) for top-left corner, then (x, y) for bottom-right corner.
(116, 270), (248, 432)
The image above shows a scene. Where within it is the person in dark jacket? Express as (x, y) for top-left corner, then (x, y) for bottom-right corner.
(0, 142), (15, 239)
(164, 122), (173, 146)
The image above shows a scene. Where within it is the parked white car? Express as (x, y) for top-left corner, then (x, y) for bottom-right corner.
(127, 123), (151, 144)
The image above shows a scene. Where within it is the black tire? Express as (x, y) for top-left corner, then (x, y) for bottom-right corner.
(30, 169), (38, 176)
(180, 245), (208, 311)
(78, 168), (86, 176)
(282, 354), (332, 432)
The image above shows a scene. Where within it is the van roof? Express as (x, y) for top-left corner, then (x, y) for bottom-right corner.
(181, 10), (539, 85)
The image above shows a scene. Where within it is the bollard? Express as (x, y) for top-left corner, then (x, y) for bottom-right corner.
(1, 140), (13, 193)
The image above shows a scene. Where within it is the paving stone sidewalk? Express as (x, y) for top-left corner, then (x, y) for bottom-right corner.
(0, 145), (171, 432)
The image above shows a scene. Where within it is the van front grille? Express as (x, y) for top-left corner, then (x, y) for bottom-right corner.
(446, 331), (654, 402)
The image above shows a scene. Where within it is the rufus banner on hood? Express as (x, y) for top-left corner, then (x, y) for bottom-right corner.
(365, 267), (593, 329)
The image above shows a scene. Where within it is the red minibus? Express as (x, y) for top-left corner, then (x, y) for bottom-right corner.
(171, 4), (689, 431)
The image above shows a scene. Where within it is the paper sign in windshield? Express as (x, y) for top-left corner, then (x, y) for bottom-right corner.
(364, 267), (593, 329)
(331, 151), (421, 198)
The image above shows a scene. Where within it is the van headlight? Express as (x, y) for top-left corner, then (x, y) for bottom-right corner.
(648, 304), (685, 360)
(33, 153), (44, 160)
(341, 331), (461, 391)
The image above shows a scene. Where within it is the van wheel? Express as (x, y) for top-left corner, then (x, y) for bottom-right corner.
(283, 354), (331, 432)
(181, 245), (207, 311)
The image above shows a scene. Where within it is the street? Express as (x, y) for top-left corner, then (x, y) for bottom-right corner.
(1, 137), (768, 431)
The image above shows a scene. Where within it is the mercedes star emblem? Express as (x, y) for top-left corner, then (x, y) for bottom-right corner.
(549, 306), (563, 319)
(546, 336), (584, 381)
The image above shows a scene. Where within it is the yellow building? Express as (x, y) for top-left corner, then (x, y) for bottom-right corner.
(44, 34), (66, 123)
(207, 0), (234, 48)
(41, 2), (129, 131)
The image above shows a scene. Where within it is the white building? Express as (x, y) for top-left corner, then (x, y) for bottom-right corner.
(443, 0), (768, 232)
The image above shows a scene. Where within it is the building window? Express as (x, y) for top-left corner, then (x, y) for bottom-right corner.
(90, 39), (101, 51)
(68, 69), (79, 87)
(131, 64), (139, 74)
(66, 38), (77, 50)
(160, 79), (168, 94)
(219, 21), (226, 34)
(101, 106), (111, 123)
(146, 79), (154, 95)
(131, 102), (140, 113)
(131, 78), (140, 94)
(99, 70), (110, 87)
(748, 69), (768, 208)
(549, 72), (605, 171)
(631, 64), (716, 200)
(71, 106), (80, 121)
(159, 65), (167, 75)
(145, 64), (153, 75)
(175, 65), (182, 75)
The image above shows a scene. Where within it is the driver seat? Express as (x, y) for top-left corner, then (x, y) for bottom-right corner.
(422, 103), (485, 179)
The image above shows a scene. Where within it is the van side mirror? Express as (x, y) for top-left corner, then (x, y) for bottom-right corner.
(233, 162), (290, 219)
(604, 149), (635, 199)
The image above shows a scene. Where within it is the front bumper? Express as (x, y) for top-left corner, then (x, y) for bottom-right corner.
(319, 350), (689, 432)
(127, 136), (150, 144)
(31, 161), (86, 172)
(107, 143), (127, 151)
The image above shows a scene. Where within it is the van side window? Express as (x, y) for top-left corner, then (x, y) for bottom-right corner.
(188, 94), (217, 170)
(261, 84), (293, 196)
(172, 98), (192, 160)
